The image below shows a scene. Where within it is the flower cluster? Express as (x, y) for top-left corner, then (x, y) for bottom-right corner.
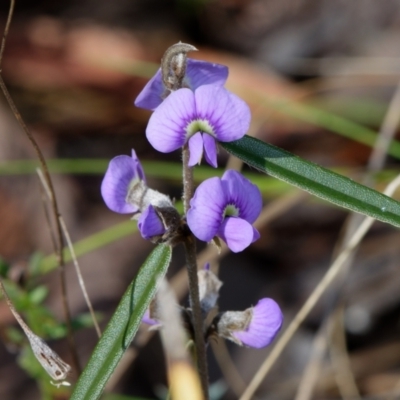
(101, 43), (283, 351)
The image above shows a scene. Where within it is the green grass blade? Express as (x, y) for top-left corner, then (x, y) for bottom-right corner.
(222, 135), (400, 227)
(39, 220), (138, 274)
(69, 244), (172, 400)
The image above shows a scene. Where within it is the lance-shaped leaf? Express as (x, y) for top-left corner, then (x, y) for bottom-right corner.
(70, 244), (172, 400)
(222, 135), (400, 228)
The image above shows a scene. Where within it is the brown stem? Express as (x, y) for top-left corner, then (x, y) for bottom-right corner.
(182, 145), (194, 213)
(162, 42), (208, 397)
(0, 2), (82, 374)
(184, 236), (209, 399)
(182, 145), (209, 398)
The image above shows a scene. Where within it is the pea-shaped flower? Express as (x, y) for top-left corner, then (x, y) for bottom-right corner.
(216, 298), (283, 348)
(101, 149), (146, 214)
(101, 150), (179, 242)
(145, 85), (251, 168)
(187, 170), (262, 252)
(135, 59), (228, 111)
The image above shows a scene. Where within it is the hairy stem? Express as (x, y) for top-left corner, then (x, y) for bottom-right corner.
(184, 236), (209, 399)
(182, 145), (193, 214)
(162, 42), (208, 397)
(182, 144), (209, 398)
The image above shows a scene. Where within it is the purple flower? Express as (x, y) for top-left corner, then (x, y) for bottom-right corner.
(101, 150), (176, 242)
(101, 149), (145, 214)
(134, 59), (228, 111)
(145, 85), (251, 168)
(138, 205), (166, 240)
(217, 298), (283, 349)
(187, 170), (262, 252)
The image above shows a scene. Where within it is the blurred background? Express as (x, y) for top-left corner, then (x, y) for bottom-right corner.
(1, 1), (400, 399)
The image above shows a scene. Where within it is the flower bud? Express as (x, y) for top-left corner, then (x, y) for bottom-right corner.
(198, 263), (222, 314)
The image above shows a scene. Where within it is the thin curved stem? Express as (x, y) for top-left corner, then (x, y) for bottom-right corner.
(0, 1), (80, 373)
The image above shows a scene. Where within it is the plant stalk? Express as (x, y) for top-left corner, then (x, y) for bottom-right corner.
(182, 145), (209, 399)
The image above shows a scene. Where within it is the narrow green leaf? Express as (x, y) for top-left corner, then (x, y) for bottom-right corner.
(222, 135), (400, 228)
(70, 244), (172, 400)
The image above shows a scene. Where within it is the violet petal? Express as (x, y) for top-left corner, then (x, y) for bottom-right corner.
(184, 59), (228, 90)
(233, 298), (283, 349)
(187, 177), (226, 242)
(188, 132), (203, 166)
(134, 68), (165, 111)
(194, 85), (251, 142)
(134, 59), (228, 111)
(221, 170), (262, 223)
(138, 205), (166, 240)
(131, 149), (146, 182)
(251, 227), (260, 243)
(203, 134), (218, 168)
(218, 217), (254, 253)
(101, 155), (141, 214)
(146, 88), (195, 153)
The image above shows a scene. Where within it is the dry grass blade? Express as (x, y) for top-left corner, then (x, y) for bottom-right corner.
(36, 168), (101, 339)
(294, 324), (328, 400)
(240, 174), (400, 400)
(0, 278), (72, 386)
(210, 340), (247, 397)
(58, 217), (102, 338)
(0, 0), (14, 67)
(157, 279), (203, 400)
(329, 307), (361, 399)
(0, 0), (80, 373)
(294, 76), (400, 400)
(368, 81), (400, 172)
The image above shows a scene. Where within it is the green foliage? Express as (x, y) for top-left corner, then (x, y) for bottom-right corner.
(70, 244), (172, 400)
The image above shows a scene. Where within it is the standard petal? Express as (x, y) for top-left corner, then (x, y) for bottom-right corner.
(138, 205), (166, 240)
(195, 85), (251, 142)
(134, 68), (166, 111)
(187, 177), (226, 242)
(233, 298), (283, 348)
(101, 155), (139, 214)
(188, 132), (203, 166)
(203, 134), (218, 168)
(184, 59), (228, 90)
(222, 170), (262, 223)
(218, 217), (254, 253)
(146, 88), (196, 153)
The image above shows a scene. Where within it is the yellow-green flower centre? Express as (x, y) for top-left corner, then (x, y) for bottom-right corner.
(186, 119), (215, 139)
(224, 204), (239, 218)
